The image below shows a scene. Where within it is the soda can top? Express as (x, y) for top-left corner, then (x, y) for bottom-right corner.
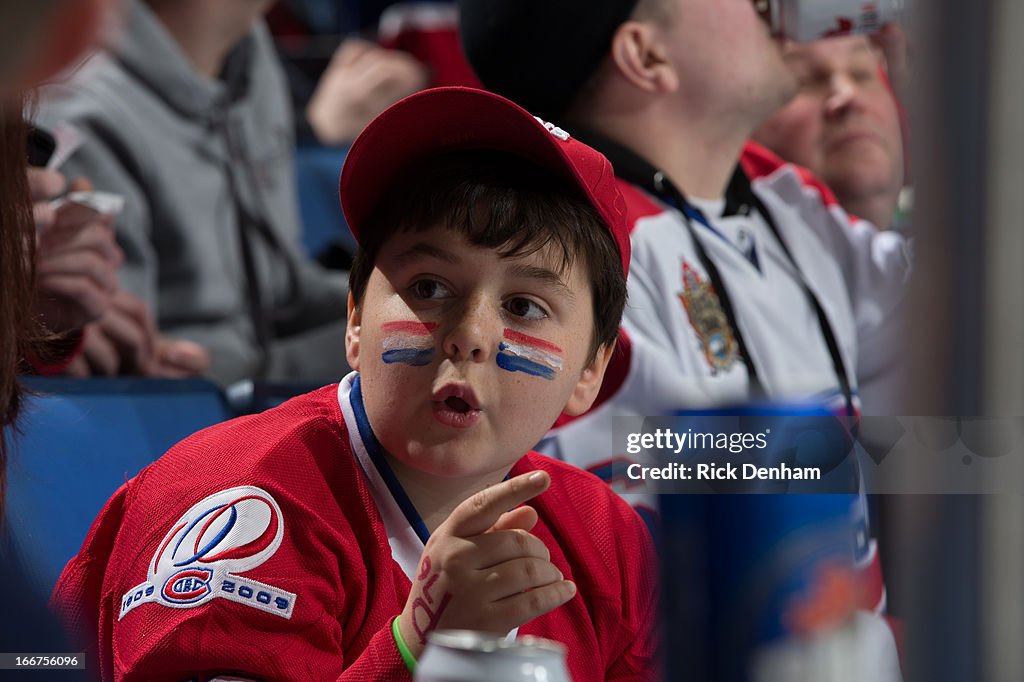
(427, 630), (566, 658)
(754, 0), (905, 43)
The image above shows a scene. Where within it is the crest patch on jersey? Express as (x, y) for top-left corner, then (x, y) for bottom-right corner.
(678, 262), (738, 373)
(119, 486), (296, 620)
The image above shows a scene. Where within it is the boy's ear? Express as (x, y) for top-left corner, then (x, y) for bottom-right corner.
(345, 292), (362, 371)
(609, 20), (679, 95)
(563, 341), (617, 417)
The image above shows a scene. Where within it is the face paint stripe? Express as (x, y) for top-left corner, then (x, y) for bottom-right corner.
(380, 320), (437, 366)
(497, 329), (564, 380)
(382, 336), (434, 351)
(383, 348), (435, 366)
(497, 341), (564, 371)
(502, 329), (564, 355)
(496, 352), (556, 380)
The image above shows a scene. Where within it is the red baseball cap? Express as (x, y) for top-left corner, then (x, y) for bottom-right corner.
(339, 86), (630, 274)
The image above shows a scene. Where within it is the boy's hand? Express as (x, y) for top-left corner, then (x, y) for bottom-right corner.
(397, 470), (576, 658)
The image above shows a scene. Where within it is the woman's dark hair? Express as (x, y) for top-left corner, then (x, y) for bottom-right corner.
(0, 98), (41, 520)
(348, 150), (627, 360)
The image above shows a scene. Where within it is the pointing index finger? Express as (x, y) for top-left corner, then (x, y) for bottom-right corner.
(445, 471), (550, 539)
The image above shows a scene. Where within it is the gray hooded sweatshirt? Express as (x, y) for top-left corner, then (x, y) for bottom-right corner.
(37, 1), (349, 385)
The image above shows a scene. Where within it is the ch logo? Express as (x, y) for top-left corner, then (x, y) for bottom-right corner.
(120, 486), (296, 620)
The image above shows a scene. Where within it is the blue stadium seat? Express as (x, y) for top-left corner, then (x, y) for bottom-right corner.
(295, 144), (356, 260)
(4, 377), (233, 599)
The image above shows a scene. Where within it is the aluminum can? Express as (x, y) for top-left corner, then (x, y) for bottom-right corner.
(414, 630), (571, 682)
(754, 0), (906, 43)
(658, 404), (899, 681)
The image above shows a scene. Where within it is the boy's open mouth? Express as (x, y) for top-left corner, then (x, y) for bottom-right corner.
(431, 384), (482, 426)
(431, 384), (482, 429)
(444, 396), (472, 414)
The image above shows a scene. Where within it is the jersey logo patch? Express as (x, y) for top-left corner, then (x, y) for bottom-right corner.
(119, 486), (296, 620)
(678, 262), (738, 373)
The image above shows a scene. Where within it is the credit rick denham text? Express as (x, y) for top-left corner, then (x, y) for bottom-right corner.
(623, 428), (820, 481)
(625, 462), (821, 481)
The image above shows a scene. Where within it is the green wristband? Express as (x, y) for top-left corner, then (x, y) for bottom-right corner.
(392, 616), (418, 675)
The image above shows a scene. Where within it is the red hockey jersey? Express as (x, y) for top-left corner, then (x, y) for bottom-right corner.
(52, 373), (659, 681)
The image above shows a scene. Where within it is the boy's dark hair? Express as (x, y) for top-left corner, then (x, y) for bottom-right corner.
(349, 150), (626, 361)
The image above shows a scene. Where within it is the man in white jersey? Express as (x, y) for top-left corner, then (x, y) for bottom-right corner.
(460, 0), (910, 500)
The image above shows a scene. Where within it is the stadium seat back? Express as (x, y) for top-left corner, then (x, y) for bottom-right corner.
(3, 377), (233, 598)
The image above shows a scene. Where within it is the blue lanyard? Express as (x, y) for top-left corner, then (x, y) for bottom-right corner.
(571, 130), (855, 417)
(349, 375), (431, 544)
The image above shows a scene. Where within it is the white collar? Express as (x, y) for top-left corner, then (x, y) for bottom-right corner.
(337, 372), (425, 582)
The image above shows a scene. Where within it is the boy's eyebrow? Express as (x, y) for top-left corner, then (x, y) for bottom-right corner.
(509, 263), (576, 301)
(393, 242), (461, 266)
(392, 242), (576, 300)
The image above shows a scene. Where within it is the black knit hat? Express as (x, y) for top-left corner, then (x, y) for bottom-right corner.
(458, 0), (641, 120)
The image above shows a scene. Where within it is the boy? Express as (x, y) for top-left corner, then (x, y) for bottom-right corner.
(51, 87), (658, 681)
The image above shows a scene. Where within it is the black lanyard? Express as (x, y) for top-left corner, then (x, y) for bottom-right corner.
(575, 131), (856, 416)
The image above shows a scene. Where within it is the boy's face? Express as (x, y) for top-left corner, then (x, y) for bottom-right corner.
(346, 225), (613, 482)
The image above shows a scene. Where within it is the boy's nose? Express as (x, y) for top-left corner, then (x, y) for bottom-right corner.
(442, 298), (497, 363)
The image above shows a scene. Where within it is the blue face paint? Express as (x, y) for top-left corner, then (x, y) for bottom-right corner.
(495, 330), (563, 381)
(381, 321), (437, 367)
